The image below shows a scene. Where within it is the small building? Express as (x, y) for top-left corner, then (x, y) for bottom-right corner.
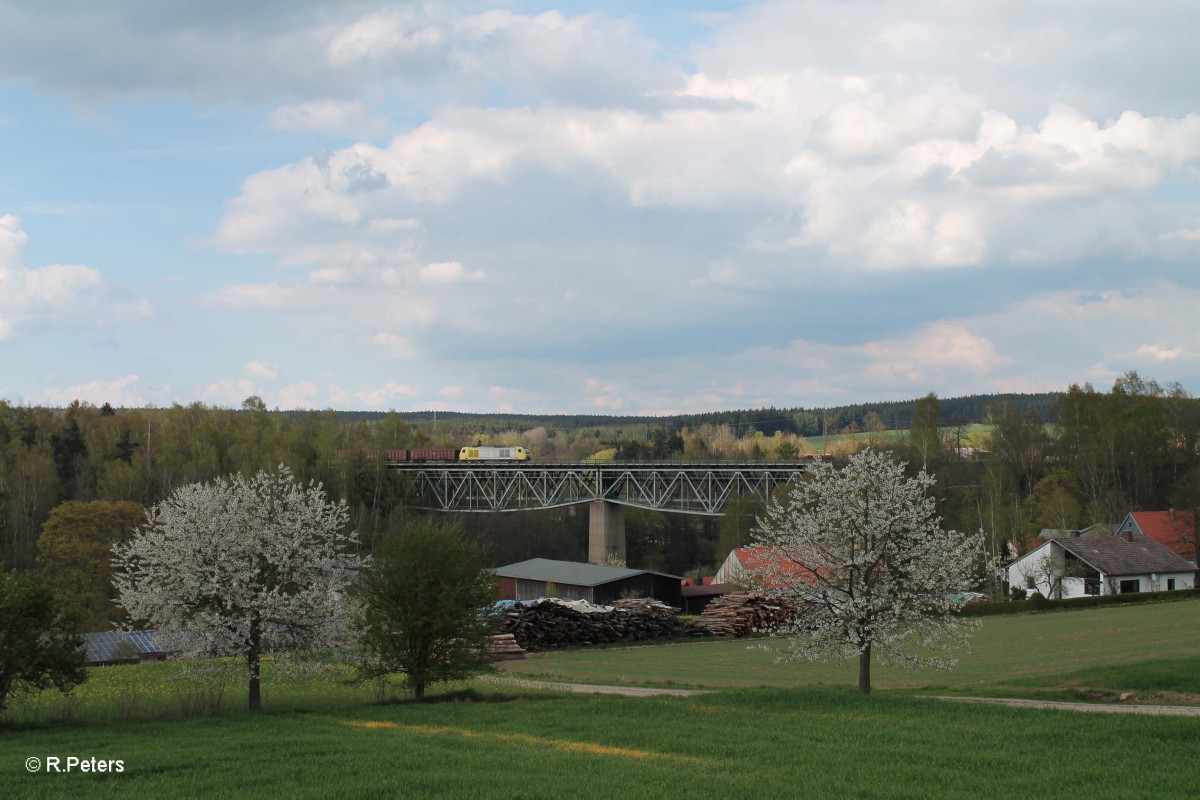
(82, 630), (166, 666)
(715, 546), (812, 589)
(492, 558), (683, 607)
(680, 582), (729, 614)
(1007, 533), (1196, 599)
(1115, 511), (1197, 565)
(1036, 523), (1117, 540)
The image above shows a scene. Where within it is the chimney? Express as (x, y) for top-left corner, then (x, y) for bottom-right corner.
(1123, 529), (1134, 543)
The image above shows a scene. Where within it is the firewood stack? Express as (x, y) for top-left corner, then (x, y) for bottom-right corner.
(486, 633), (527, 661)
(501, 597), (698, 651)
(692, 591), (796, 638)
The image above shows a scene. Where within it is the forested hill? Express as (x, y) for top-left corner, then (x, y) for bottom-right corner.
(336, 392), (1060, 437)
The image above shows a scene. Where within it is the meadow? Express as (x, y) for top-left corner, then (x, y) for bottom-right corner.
(2, 599), (1198, 799)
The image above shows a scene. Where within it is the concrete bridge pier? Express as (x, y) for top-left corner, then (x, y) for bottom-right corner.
(588, 500), (626, 565)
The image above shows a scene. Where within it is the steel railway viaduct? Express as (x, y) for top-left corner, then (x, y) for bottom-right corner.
(388, 460), (805, 565)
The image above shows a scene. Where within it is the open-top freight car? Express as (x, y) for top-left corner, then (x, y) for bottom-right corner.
(335, 446), (533, 462)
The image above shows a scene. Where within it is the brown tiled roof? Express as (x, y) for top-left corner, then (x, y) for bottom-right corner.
(1130, 511), (1197, 561)
(1055, 535), (1195, 576)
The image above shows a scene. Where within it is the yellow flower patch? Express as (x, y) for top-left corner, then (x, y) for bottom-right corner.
(344, 720), (694, 762)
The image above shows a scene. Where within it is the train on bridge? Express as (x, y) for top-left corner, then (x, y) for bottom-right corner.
(335, 446), (533, 462)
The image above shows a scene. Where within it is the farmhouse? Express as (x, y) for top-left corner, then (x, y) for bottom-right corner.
(492, 558), (683, 607)
(715, 546), (811, 588)
(1115, 510), (1198, 565)
(1008, 533), (1196, 599)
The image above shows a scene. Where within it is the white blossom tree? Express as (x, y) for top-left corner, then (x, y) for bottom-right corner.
(750, 448), (982, 695)
(112, 466), (360, 711)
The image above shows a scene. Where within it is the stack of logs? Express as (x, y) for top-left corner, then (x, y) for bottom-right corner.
(501, 597), (702, 651)
(692, 591), (796, 638)
(486, 633), (527, 661)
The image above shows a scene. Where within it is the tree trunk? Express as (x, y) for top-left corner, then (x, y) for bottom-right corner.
(248, 614), (262, 712)
(858, 641), (872, 696)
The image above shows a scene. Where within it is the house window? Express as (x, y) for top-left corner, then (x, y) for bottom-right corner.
(1119, 579), (1140, 594)
(1168, 578), (1176, 591)
(1084, 578), (1101, 596)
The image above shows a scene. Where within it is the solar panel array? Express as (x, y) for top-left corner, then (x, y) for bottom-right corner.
(82, 630), (163, 664)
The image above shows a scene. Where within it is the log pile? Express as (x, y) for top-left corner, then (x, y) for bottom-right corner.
(501, 597), (698, 651)
(692, 591), (796, 638)
(486, 633), (527, 661)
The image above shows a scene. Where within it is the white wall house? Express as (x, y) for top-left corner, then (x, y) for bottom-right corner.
(715, 548), (753, 585)
(1008, 534), (1196, 599)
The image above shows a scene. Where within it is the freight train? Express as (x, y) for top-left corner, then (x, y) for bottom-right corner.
(335, 446), (533, 462)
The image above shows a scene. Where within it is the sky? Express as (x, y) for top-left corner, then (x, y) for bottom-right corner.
(1, 0), (1198, 415)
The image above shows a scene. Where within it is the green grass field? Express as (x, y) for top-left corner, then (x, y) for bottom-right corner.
(500, 598), (1200, 698)
(3, 599), (1199, 799)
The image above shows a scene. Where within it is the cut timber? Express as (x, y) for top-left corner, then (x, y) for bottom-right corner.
(502, 597), (707, 651)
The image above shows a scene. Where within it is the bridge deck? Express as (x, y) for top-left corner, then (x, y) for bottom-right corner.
(388, 461), (805, 514)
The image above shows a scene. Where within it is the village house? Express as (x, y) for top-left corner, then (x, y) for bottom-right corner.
(1114, 510), (1198, 565)
(1008, 532), (1196, 599)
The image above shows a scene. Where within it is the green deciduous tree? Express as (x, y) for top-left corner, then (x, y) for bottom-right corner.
(37, 500), (146, 631)
(0, 569), (87, 718)
(355, 521), (500, 699)
(909, 393), (942, 470)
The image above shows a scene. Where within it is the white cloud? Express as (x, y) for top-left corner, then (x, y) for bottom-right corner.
(26, 374), (165, 408)
(268, 100), (386, 138)
(372, 332), (418, 359)
(1161, 227), (1200, 242)
(276, 381), (318, 409)
(1138, 344), (1185, 361)
(353, 382), (417, 408)
(0, 215), (151, 340)
(419, 261), (485, 284)
(244, 361), (279, 380)
(202, 377), (260, 406)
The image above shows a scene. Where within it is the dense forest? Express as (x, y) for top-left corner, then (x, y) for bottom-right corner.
(2, 373), (1198, 622)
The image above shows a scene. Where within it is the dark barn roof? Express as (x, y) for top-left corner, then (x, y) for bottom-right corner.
(493, 558), (681, 586)
(1055, 536), (1195, 576)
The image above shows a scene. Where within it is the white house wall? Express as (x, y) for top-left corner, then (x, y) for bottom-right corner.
(1007, 545), (1066, 598)
(1008, 547), (1196, 598)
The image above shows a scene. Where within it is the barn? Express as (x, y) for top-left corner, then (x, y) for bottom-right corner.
(492, 558), (683, 608)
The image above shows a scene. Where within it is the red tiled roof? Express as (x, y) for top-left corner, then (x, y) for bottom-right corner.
(732, 547), (819, 588)
(1131, 511), (1198, 561)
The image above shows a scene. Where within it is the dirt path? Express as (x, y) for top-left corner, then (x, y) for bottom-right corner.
(489, 679), (1200, 711)
(933, 696), (1200, 717)
(485, 677), (707, 697)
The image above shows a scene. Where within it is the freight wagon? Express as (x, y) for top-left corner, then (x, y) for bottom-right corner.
(335, 447), (533, 462)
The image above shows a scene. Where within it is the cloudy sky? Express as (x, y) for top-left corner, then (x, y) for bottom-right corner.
(1, 1), (1198, 414)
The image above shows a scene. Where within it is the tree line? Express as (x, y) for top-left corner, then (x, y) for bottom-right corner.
(2, 375), (1197, 591)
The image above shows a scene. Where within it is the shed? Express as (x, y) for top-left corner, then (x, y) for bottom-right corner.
(492, 558), (683, 608)
(82, 630), (167, 666)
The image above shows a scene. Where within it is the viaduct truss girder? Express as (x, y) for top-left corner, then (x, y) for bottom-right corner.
(390, 462), (805, 515)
